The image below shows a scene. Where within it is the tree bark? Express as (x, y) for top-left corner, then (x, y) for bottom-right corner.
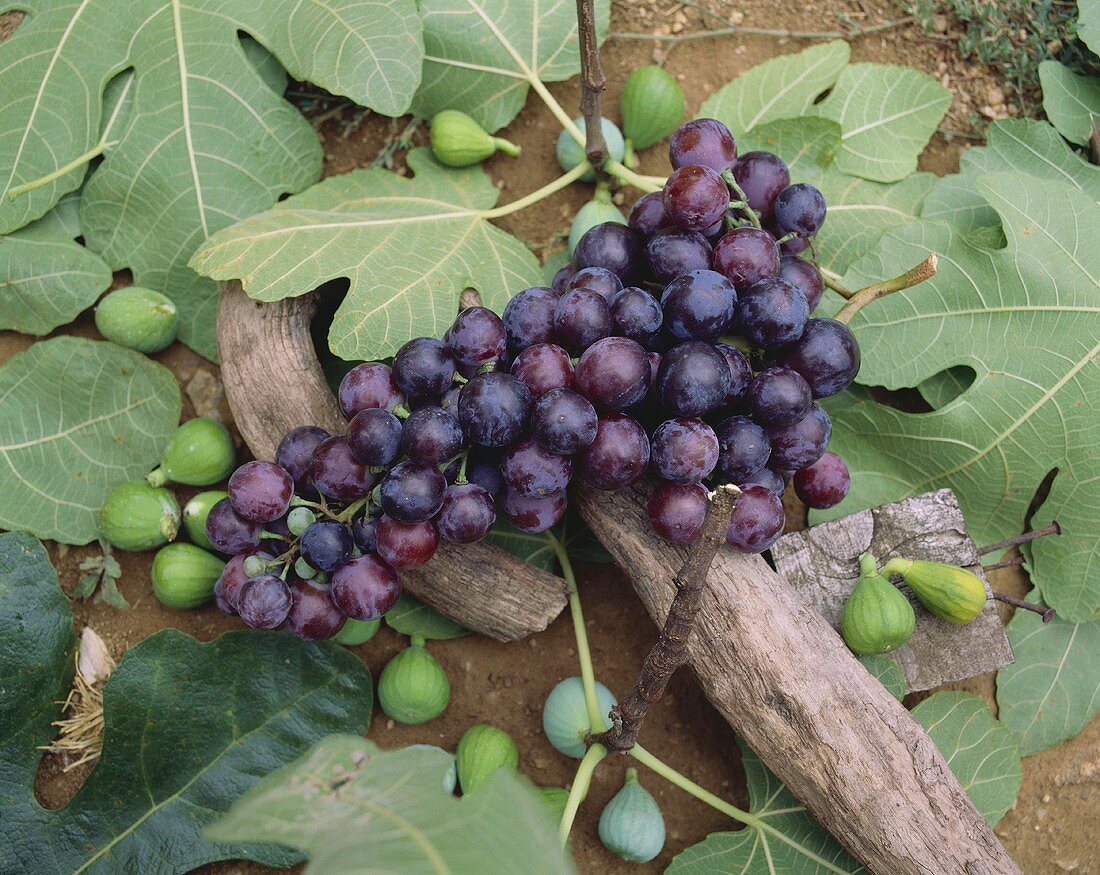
(575, 478), (1020, 875)
(215, 282), (568, 641)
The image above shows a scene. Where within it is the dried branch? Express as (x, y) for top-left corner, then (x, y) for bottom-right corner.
(576, 0), (608, 175)
(977, 521), (1061, 555)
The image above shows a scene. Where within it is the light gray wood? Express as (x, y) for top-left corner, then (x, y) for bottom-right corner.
(771, 488), (1013, 692)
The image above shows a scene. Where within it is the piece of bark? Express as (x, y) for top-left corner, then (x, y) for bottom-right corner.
(575, 478), (1020, 875)
(770, 488), (1013, 692)
(216, 282), (568, 640)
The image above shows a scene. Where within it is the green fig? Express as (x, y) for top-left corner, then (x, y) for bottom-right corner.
(99, 480), (180, 551)
(881, 557), (988, 624)
(151, 542), (225, 609)
(94, 286), (178, 354)
(147, 418), (235, 487)
(377, 636), (451, 725)
(556, 117), (626, 182)
(429, 110), (521, 167)
(621, 65), (685, 149)
(840, 553), (916, 655)
(455, 723), (518, 795)
(598, 768), (665, 863)
(569, 189), (627, 255)
(181, 489), (227, 550)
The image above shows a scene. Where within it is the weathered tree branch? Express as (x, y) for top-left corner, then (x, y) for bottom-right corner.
(575, 0), (607, 173)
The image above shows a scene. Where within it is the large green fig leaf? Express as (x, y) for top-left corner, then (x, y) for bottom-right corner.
(1038, 60), (1100, 146)
(0, 337), (180, 544)
(206, 734), (576, 874)
(190, 149), (541, 361)
(1079, 0), (1100, 54)
(411, 0), (609, 133)
(0, 530), (375, 874)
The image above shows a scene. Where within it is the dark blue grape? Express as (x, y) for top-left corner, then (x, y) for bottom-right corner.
(285, 579), (346, 640)
(510, 342), (574, 398)
(661, 269), (737, 341)
(662, 165), (729, 231)
(777, 318), (860, 398)
(501, 436), (572, 498)
(654, 341), (732, 418)
(309, 436), (377, 501)
(392, 337), (455, 399)
(767, 404), (831, 470)
(646, 228), (712, 284)
(739, 466), (786, 496)
(338, 364), (404, 419)
(737, 278), (809, 350)
(553, 288), (612, 350)
(725, 484), (785, 553)
(610, 287), (663, 343)
(730, 151), (790, 218)
(628, 191), (673, 237)
(774, 183), (827, 237)
(238, 574), (292, 630)
(458, 372), (532, 447)
(347, 408), (403, 467)
(437, 483), (496, 543)
(715, 415), (771, 482)
(228, 461), (294, 523)
(669, 119), (737, 172)
(401, 406), (463, 466)
(567, 266), (623, 301)
(351, 516), (379, 552)
(300, 519), (354, 573)
(713, 343), (752, 407)
(576, 413), (650, 489)
(746, 366), (813, 427)
(779, 255), (824, 312)
(465, 448), (505, 498)
(449, 307), (507, 368)
(379, 460), (447, 522)
(499, 486), (568, 533)
(503, 286), (558, 353)
(276, 426), (331, 487)
(331, 555), (402, 621)
(531, 388), (598, 454)
(712, 227), (780, 291)
(573, 222), (642, 281)
(651, 418), (719, 483)
(574, 336), (651, 411)
(206, 499), (262, 554)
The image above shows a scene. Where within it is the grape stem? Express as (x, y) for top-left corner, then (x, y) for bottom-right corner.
(833, 252), (938, 325)
(720, 170), (762, 230)
(819, 267), (856, 300)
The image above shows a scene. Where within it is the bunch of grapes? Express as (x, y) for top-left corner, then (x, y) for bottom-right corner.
(206, 117), (859, 637)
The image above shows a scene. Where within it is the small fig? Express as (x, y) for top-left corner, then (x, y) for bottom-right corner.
(840, 553), (916, 655)
(99, 480), (180, 551)
(429, 110), (520, 167)
(569, 190), (627, 255)
(377, 636), (451, 725)
(331, 617), (381, 646)
(556, 117), (626, 182)
(882, 556), (987, 624)
(148, 418), (235, 487)
(621, 65), (685, 149)
(151, 542), (225, 609)
(542, 676), (617, 758)
(182, 489), (227, 551)
(598, 768), (665, 863)
(94, 286), (178, 354)
(456, 723), (519, 795)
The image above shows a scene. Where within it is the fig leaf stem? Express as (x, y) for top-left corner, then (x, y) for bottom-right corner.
(833, 252), (938, 325)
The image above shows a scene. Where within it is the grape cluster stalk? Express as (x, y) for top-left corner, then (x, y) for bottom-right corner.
(206, 118), (860, 636)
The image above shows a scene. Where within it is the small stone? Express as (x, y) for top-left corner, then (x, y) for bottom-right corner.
(729, 9), (744, 24)
(933, 14), (948, 33)
(986, 86), (1004, 106)
(1055, 861), (1078, 872)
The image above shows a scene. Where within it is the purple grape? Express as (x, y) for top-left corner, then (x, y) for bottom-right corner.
(347, 408), (403, 467)
(574, 336), (651, 411)
(712, 227), (780, 290)
(610, 287), (663, 343)
(628, 191), (673, 237)
(300, 519), (354, 573)
(449, 307), (507, 368)
(726, 484), (785, 553)
(531, 387), (599, 454)
(739, 466), (786, 496)
(779, 256), (824, 312)
(379, 460), (447, 522)
(767, 404), (831, 470)
(503, 286), (558, 353)
(238, 573), (292, 630)
(276, 426), (331, 487)
(351, 516), (378, 552)
(437, 483), (496, 543)
(338, 363), (404, 420)
(662, 165), (729, 232)
(737, 278), (809, 350)
(669, 119), (737, 172)
(440, 384), (463, 411)
(553, 288), (612, 350)
(747, 366), (813, 427)
(465, 449), (506, 498)
(500, 436), (572, 498)
(573, 222), (642, 281)
(661, 269), (737, 341)
(458, 372), (532, 448)
(715, 415), (771, 482)
(654, 341), (732, 418)
(646, 228), (712, 283)
(771, 220), (811, 255)
(778, 318), (860, 398)
(651, 418), (719, 483)
(576, 413), (650, 489)
(286, 579), (345, 640)
(227, 461), (294, 523)
(392, 337), (455, 399)
(551, 263), (577, 295)
(401, 406), (463, 466)
(648, 481), (708, 544)
(774, 183), (827, 237)
(499, 486), (568, 533)
(260, 514), (292, 555)
(206, 499), (263, 554)
(731, 151), (790, 218)
(793, 451), (850, 509)
(567, 266), (623, 301)
(713, 343), (752, 406)
(511, 343), (574, 398)
(330, 555), (402, 621)
(377, 516), (439, 569)
(214, 551), (270, 615)
(309, 436), (377, 501)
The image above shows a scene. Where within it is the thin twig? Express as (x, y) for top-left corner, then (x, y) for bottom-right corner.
(991, 592), (1056, 623)
(576, 0), (608, 179)
(594, 485), (739, 753)
(608, 15), (912, 45)
(977, 521), (1061, 556)
(983, 555), (1025, 572)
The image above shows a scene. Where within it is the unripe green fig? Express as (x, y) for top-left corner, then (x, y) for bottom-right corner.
(94, 286), (179, 354)
(377, 636), (451, 725)
(99, 480), (180, 551)
(840, 553), (916, 655)
(569, 191), (627, 255)
(429, 110), (521, 167)
(556, 117), (626, 182)
(456, 723), (519, 795)
(621, 65), (685, 149)
(151, 542), (225, 609)
(147, 418), (235, 487)
(332, 617), (381, 645)
(542, 676), (617, 758)
(881, 557), (987, 624)
(182, 489), (227, 551)
(537, 786), (571, 822)
(598, 768), (665, 863)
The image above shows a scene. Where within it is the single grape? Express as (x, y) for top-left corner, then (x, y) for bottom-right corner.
(347, 408), (403, 467)
(440, 384), (463, 412)
(551, 263), (577, 296)
(338, 363), (404, 419)
(275, 426), (331, 487)
(793, 451), (849, 509)
(654, 341), (732, 418)
(458, 372), (533, 447)
(737, 278), (809, 350)
(465, 448), (506, 498)
(330, 555), (403, 621)
(226, 461), (294, 523)
(778, 255), (824, 312)
(767, 404), (831, 470)
(531, 387), (599, 454)
(777, 318), (861, 398)
(669, 118), (737, 172)
(238, 573), (292, 630)
(712, 227), (780, 290)
(379, 460), (447, 522)
(647, 481), (708, 544)
(214, 552), (269, 615)
(294, 556), (317, 579)
(573, 222), (642, 281)
(747, 366), (813, 427)
(574, 336), (651, 411)
(662, 165), (729, 231)
(286, 579), (346, 640)
(646, 228), (712, 284)
(739, 466), (786, 496)
(610, 287), (663, 343)
(448, 306), (507, 368)
(287, 507), (316, 537)
(715, 415), (771, 482)
(567, 266), (623, 301)
(392, 337), (456, 399)
(511, 342), (574, 398)
(553, 288), (612, 350)
(401, 406), (464, 466)
(309, 436), (377, 501)
(576, 413), (650, 489)
(352, 516), (379, 552)
(726, 484), (785, 553)
(774, 183), (827, 238)
(501, 436), (572, 498)
(651, 418), (719, 483)
(377, 516), (440, 569)
(499, 486), (568, 533)
(300, 519), (354, 573)
(206, 499), (263, 554)
(713, 343), (753, 407)
(503, 286), (558, 354)
(661, 269), (737, 341)
(730, 151), (790, 218)
(628, 191), (673, 237)
(437, 483), (496, 543)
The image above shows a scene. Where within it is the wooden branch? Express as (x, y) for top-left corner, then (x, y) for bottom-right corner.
(215, 282), (568, 641)
(574, 477), (1020, 875)
(575, 0), (607, 171)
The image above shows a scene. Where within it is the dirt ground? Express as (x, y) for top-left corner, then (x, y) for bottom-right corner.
(5, 0), (1098, 872)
